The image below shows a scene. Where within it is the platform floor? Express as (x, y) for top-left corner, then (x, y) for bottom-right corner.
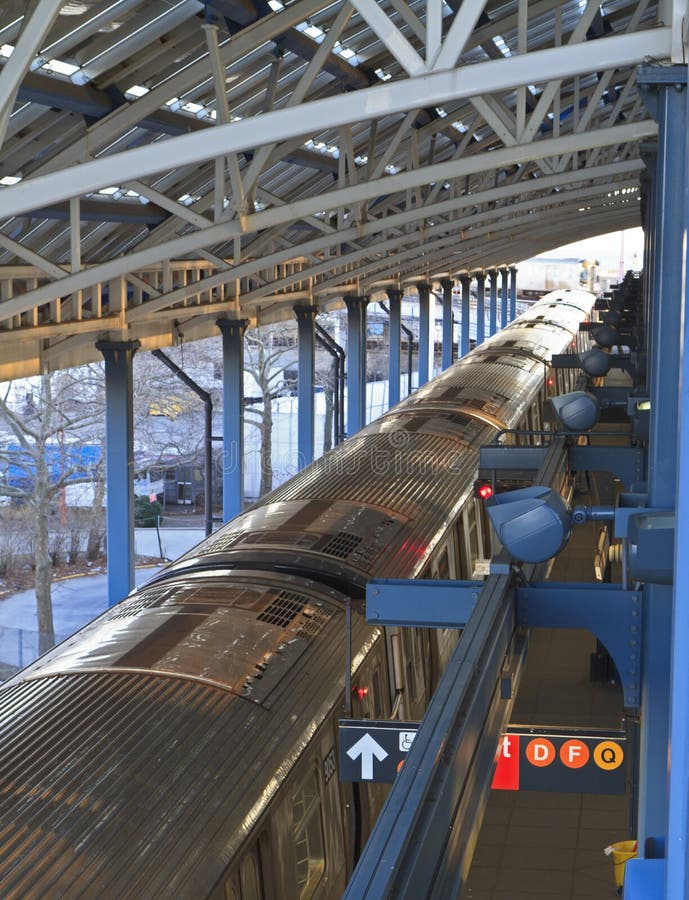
(464, 494), (631, 898)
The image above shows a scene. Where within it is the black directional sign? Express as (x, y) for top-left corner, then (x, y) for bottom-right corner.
(492, 726), (627, 794)
(338, 719), (419, 783)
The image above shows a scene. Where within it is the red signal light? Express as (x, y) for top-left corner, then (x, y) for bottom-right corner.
(476, 483), (494, 500)
(546, 377), (554, 387)
(354, 686), (369, 700)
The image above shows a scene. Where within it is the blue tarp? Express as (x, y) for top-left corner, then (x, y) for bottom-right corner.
(5, 443), (101, 491)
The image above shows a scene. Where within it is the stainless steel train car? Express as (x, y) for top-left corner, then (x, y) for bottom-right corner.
(0, 290), (594, 899)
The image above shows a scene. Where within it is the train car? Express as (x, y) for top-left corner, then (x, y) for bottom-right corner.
(0, 290), (594, 899)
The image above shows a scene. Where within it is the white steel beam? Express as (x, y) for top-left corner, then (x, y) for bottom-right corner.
(426, 0), (443, 65)
(0, 125), (653, 323)
(519, 0), (601, 144)
(433, 0), (488, 71)
(0, 28), (668, 220)
(241, 2), (354, 197)
(0, 0), (64, 148)
(31, 0), (336, 177)
(0, 234), (65, 279)
(349, 0), (425, 76)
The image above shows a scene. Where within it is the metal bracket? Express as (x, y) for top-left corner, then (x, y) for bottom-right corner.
(479, 442), (645, 490)
(569, 445), (645, 489)
(366, 579), (480, 627)
(516, 582), (642, 708)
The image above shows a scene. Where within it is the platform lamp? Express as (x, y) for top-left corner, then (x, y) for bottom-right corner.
(549, 391), (601, 432)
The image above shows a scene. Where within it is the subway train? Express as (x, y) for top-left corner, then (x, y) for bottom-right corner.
(0, 290), (594, 899)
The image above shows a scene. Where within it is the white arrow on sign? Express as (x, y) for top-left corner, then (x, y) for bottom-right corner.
(347, 733), (388, 780)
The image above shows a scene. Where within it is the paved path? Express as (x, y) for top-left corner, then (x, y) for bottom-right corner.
(0, 527), (205, 673)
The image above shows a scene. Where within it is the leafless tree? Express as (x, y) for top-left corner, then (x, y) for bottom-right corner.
(244, 326), (297, 496)
(0, 368), (104, 652)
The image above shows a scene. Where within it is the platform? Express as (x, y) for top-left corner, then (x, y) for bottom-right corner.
(465, 506), (630, 898)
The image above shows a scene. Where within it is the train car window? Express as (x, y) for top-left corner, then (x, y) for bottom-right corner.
(240, 852), (263, 900)
(225, 875), (240, 900)
(292, 772), (325, 899)
(224, 845), (264, 900)
(467, 510), (480, 578)
(456, 518), (469, 579)
(402, 630), (418, 703)
(432, 546), (450, 580)
(371, 667), (384, 718)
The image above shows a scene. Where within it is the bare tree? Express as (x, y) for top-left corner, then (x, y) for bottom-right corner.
(244, 326), (297, 496)
(0, 369), (104, 652)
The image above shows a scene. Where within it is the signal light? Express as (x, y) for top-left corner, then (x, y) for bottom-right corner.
(354, 686), (369, 700)
(475, 481), (494, 500)
(546, 376), (555, 387)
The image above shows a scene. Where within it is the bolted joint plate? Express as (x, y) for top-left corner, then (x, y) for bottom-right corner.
(516, 583), (642, 708)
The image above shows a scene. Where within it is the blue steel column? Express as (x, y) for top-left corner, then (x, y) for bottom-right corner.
(459, 273), (471, 357)
(416, 282), (431, 386)
(294, 304), (318, 467)
(637, 65), (688, 860)
(96, 339), (140, 607)
(509, 266), (518, 321)
(217, 317), (248, 520)
(640, 145), (658, 390)
(344, 295), (368, 435)
(500, 267), (509, 329)
(488, 269), (498, 336)
(474, 271), (486, 346)
(440, 278), (454, 369)
(667, 67), (689, 897)
(386, 287), (403, 407)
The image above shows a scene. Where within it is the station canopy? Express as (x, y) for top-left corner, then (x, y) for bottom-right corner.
(0, 0), (671, 377)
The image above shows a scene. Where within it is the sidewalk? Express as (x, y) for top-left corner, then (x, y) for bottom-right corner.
(0, 527), (205, 676)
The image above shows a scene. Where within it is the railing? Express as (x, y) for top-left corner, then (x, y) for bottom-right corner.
(0, 626), (70, 680)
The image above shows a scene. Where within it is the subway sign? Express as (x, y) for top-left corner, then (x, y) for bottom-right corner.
(492, 726), (626, 794)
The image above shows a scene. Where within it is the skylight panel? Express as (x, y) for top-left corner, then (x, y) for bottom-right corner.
(42, 58), (80, 77)
(493, 35), (511, 57)
(125, 84), (149, 98)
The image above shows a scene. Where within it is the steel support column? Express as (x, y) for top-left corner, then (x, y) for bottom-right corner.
(386, 287), (403, 406)
(509, 266), (518, 321)
(636, 64), (688, 858)
(294, 304), (319, 467)
(440, 278), (454, 369)
(475, 271), (486, 346)
(459, 273), (471, 357)
(344, 295), (369, 435)
(96, 336), (140, 607)
(667, 73), (689, 896)
(416, 282), (431, 387)
(217, 317), (248, 520)
(488, 269), (499, 336)
(641, 143), (658, 393)
(500, 267), (509, 329)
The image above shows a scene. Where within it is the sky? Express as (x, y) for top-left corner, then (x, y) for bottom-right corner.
(537, 227), (644, 272)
